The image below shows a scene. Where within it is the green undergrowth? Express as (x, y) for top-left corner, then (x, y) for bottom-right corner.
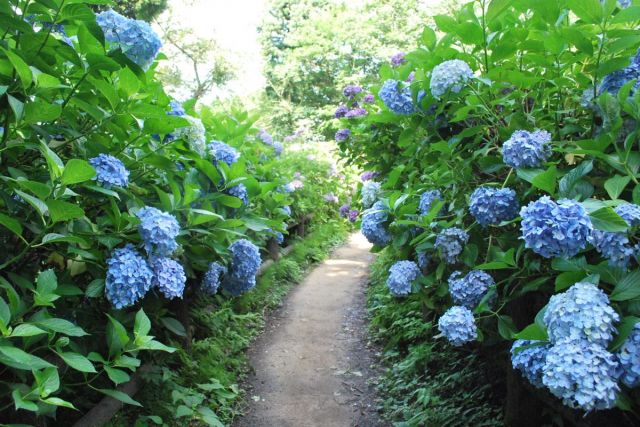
(367, 249), (505, 427)
(109, 220), (350, 426)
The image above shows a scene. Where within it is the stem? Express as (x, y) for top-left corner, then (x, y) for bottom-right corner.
(480, 0), (490, 73)
(61, 71), (89, 110)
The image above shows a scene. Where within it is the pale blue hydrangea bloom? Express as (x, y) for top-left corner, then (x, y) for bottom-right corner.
(228, 184), (249, 206)
(502, 130), (552, 168)
(617, 323), (640, 387)
(542, 340), (620, 412)
(361, 181), (382, 209)
(222, 239), (261, 296)
(335, 129), (351, 141)
(469, 186), (519, 226)
(378, 79), (415, 115)
(418, 190), (443, 216)
(511, 340), (551, 389)
(435, 227), (469, 264)
(543, 282), (620, 346)
(96, 9), (162, 70)
(417, 252), (430, 270)
(208, 141), (240, 166)
(136, 207), (180, 256)
(438, 306), (477, 346)
(430, 60), (473, 98)
(599, 48), (640, 95)
(282, 205), (292, 216)
(150, 257), (186, 300)
(520, 196), (592, 258)
(361, 201), (392, 246)
(89, 154), (129, 188)
(590, 203), (640, 268)
(447, 270), (494, 309)
(257, 129), (273, 145)
(272, 141), (284, 156)
(202, 262), (227, 295)
(105, 244), (153, 309)
(173, 116), (206, 155)
(387, 261), (421, 297)
(168, 100), (185, 116)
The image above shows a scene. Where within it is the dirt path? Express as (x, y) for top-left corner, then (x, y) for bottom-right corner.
(234, 233), (385, 427)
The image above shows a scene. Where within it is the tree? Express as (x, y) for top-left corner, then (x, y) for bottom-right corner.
(109, 0), (169, 21)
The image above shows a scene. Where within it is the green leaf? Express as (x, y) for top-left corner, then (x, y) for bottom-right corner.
(567, 0), (603, 23)
(12, 389), (38, 412)
(604, 175), (631, 200)
(33, 367), (60, 397)
(14, 190), (48, 219)
(7, 94), (24, 121)
(24, 101), (62, 124)
(39, 142), (65, 180)
(612, 5), (640, 23)
(41, 397), (77, 410)
(589, 207), (629, 232)
(134, 309), (151, 337)
(0, 212), (23, 239)
(107, 315), (130, 355)
(95, 388), (142, 407)
(59, 352), (97, 373)
(611, 270), (640, 301)
(531, 165), (557, 195)
(486, 0), (511, 22)
(118, 67), (141, 97)
(2, 48), (32, 88)
(610, 316), (640, 351)
(37, 269), (58, 294)
(0, 344), (55, 370)
(46, 199), (85, 223)
(558, 160), (593, 198)
(40, 233), (89, 246)
(514, 323), (548, 340)
(61, 159), (96, 185)
(10, 323), (47, 337)
(218, 194), (242, 208)
(85, 279), (105, 297)
(36, 318), (88, 336)
(497, 315), (516, 339)
(159, 317), (186, 337)
(105, 366), (131, 385)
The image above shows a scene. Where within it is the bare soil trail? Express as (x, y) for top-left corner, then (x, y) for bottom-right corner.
(234, 233), (386, 427)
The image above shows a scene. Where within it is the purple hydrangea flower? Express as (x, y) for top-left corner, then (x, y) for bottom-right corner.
(222, 239), (261, 296)
(406, 71), (415, 83)
(339, 204), (350, 218)
(390, 52), (406, 66)
(348, 210), (359, 222)
(360, 171), (378, 181)
(335, 129), (351, 142)
(345, 108), (367, 119)
(335, 105), (349, 118)
(361, 201), (391, 246)
(257, 129), (274, 145)
(227, 184), (249, 206)
(447, 270), (495, 309)
(419, 190), (443, 216)
(208, 140), (240, 166)
(363, 94), (375, 104)
(343, 85), (363, 98)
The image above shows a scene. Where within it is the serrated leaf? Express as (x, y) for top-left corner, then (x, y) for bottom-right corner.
(46, 199), (85, 223)
(61, 159), (96, 185)
(514, 323), (548, 340)
(604, 175), (631, 200)
(611, 270), (640, 301)
(589, 207), (629, 232)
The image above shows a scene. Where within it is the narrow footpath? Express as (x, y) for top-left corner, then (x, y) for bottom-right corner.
(235, 233), (385, 427)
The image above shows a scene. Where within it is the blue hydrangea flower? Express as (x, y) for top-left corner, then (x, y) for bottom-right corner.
(361, 201), (392, 246)
(361, 181), (381, 209)
(105, 244), (153, 309)
(502, 130), (552, 168)
(590, 203), (640, 268)
(257, 129), (274, 145)
(447, 270), (494, 309)
(430, 60), (473, 98)
(511, 340), (551, 388)
(89, 154), (129, 188)
(520, 196), (592, 258)
(543, 282), (620, 346)
(542, 341), (620, 411)
(469, 186), (519, 226)
(417, 252), (430, 270)
(619, 0), (632, 7)
(96, 9), (162, 70)
(387, 261), (421, 297)
(136, 207), (180, 256)
(283, 205), (292, 216)
(202, 262), (227, 295)
(272, 141), (284, 156)
(227, 184), (249, 206)
(150, 257), (186, 300)
(438, 306), (477, 346)
(222, 239), (261, 296)
(435, 227), (469, 264)
(335, 104), (349, 118)
(378, 79), (415, 115)
(172, 116), (206, 155)
(418, 190), (443, 216)
(335, 128), (351, 142)
(208, 141), (240, 166)
(599, 48), (640, 95)
(168, 100), (185, 116)
(617, 323), (640, 387)
(345, 108), (367, 118)
(343, 85), (363, 98)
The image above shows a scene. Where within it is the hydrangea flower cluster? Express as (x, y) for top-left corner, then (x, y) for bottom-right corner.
(89, 154), (129, 188)
(418, 190), (443, 216)
(202, 262), (227, 295)
(168, 100), (186, 116)
(469, 187), (519, 226)
(447, 270), (494, 309)
(257, 129), (273, 145)
(430, 60), (473, 98)
(335, 129), (351, 142)
(348, 209), (359, 222)
(345, 108), (367, 119)
(435, 227), (469, 264)
(324, 193), (338, 203)
(363, 94), (375, 104)
(360, 171), (378, 181)
(172, 116), (206, 155)
(105, 245), (153, 309)
(361, 201), (392, 246)
(502, 130), (552, 168)
(438, 306), (477, 346)
(96, 10), (162, 70)
(511, 340), (552, 388)
(361, 181), (382, 208)
(378, 79), (415, 115)
(208, 141), (240, 166)
(543, 282), (619, 346)
(617, 323), (640, 387)
(222, 239), (261, 296)
(335, 104), (349, 118)
(343, 85), (363, 99)
(283, 205), (292, 216)
(136, 207), (180, 256)
(150, 257), (186, 300)
(416, 252), (430, 270)
(590, 203), (640, 268)
(272, 141), (284, 156)
(520, 196), (592, 258)
(227, 184), (249, 206)
(390, 52), (406, 66)
(542, 341), (620, 411)
(599, 48), (640, 95)
(387, 261), (420, 297)
(339, 204), (350, 218)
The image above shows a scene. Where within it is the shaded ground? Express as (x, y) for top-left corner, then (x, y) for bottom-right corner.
(234, 233), (386, 427)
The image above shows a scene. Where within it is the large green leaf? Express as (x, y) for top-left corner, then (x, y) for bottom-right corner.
(61, 159), (96, 185)
(589, 207), (628, 232)
(46, 200), (85, 223)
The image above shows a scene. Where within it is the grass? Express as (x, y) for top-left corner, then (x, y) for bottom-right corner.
(108, 220), (350, 426)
